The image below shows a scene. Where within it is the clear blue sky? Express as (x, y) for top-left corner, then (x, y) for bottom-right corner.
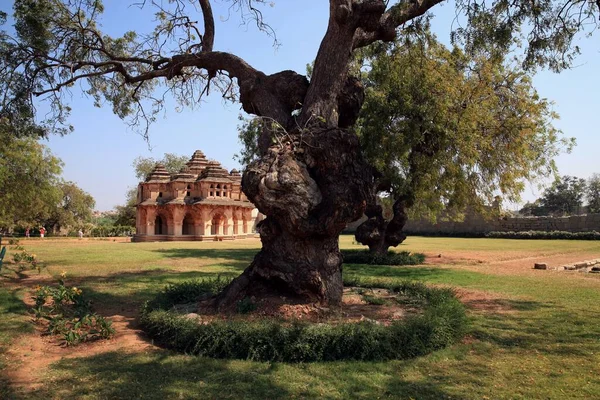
(7, 1), (598, 211)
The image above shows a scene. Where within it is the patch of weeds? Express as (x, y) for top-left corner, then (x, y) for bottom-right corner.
(361, 294), (386, 305)
(236, 297), (257, 314)
(31, 274), (114, 346)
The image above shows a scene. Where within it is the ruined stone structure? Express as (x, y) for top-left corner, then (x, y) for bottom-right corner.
(133, 150), (256, 242)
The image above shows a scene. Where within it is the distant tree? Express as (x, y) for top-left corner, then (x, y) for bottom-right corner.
(234, 116), (262, 168)
(113, 187), (137, 227)
(44, 182), (96, 233)
(0, 125), (63, 231)
(586, 174), (600, 214)
(132, 153), (189, 182)
(519, 201), (547, 217)
(538, 175), (587, 216)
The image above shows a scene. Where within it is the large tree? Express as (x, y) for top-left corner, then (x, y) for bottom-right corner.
(0, 0), (597, 308)
(586, 174), (600, 214)
(0, 124), (63, 231)
(44, 181), (95, 233)
(538, 175), (587, 216)
(354, 30), (571, 254)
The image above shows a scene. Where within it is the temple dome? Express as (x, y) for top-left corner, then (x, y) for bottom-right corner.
(198, 161), (231, 182)
(172, 165), (195, 180)
(186, 149), (209, 175)
(145, 163), (171, 182)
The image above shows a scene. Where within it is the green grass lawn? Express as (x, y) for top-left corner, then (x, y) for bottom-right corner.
(1, 235), (600, 399)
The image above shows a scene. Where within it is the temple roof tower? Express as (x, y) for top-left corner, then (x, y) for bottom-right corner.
(145, 163), (171, 182)
(198, 161), (231, 182)
(172, 165), (195, 181)
(186, 150), (209, 175)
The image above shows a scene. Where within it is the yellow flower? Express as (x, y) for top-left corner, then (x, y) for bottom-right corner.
(60, 271), (67, 278)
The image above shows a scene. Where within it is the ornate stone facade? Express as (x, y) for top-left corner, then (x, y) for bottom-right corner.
(133, 150), (257, 242)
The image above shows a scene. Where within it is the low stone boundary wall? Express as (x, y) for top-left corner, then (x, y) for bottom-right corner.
(534, 259), (600, 273)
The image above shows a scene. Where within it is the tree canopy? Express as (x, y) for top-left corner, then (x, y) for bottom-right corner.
(587, 174), (600, 214)
(44, 181), (95, 232)
(1, 0), (598, 138)
(358, 30), (572, 221)
(132, 153), (189, 181)
(0, 124), (63, 230)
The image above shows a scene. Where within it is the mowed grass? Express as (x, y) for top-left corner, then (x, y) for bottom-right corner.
(1, 235), (600, 399)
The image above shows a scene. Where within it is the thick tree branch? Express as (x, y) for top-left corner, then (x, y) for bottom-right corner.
(198, 0), (215, 51)
(352, 0), (446, 49)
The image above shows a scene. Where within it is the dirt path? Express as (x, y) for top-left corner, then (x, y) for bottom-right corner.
(2, 274), (152, 396)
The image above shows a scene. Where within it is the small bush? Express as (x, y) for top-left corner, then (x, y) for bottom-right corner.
(341, 250), (425, 265)
(140, 278), (467, 362)
(486, 230), (600, 240)
(31, 276), (114, 346)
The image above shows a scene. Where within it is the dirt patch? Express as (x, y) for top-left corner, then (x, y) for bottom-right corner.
(2, 281), (152, 394)
(192, 287), (421, 326)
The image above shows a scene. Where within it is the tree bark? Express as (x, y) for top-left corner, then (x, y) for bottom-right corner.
(214, 126), (373, 309)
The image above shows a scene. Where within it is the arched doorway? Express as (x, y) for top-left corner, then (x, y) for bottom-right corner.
(182, 214), (194, 235)
(155, 215), (167, 235)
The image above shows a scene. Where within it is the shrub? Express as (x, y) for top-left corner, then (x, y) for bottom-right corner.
(140, 278), (467, 362)
(485, 230), (600, 240)
(31, 276), (114, 346)
(341, 250), (425, 265)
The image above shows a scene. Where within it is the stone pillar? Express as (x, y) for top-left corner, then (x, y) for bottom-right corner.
(217, 218), (224, 235)
(202, 208), (213, 236)
(173, 212), (183, 237)
(224, 209), (233, 236)
(146, 208), (156, 236)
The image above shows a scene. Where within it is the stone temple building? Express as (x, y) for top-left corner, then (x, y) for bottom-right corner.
(133, 150), (256, 242)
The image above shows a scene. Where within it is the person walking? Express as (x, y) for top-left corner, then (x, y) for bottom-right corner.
(78, 229), (83, 239)
(25, 228), (30, 238)
(39, 227), (46, 238)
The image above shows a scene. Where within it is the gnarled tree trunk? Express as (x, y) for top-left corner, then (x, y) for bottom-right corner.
(355, 196), (412, 255)
(214, 126), (372, 309)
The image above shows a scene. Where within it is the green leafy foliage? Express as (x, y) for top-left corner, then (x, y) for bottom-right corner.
(358, 30), (572, 221)
(31, 276), (114, 346)
(0, 128), (63, 231)
(486, 230), (600, 240)
(537, 175), (587, 216)
(341, 249), (425, 265)
(11, 245), (43, 273)
(587, 174), (600, 214)
(43, 181), (96, 233)
(140, 278), (467, 362)
(132, 153), (189, 181)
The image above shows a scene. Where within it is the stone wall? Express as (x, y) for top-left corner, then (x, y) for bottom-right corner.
(345, 212), (600, 235)
(404, 213), (600, 234)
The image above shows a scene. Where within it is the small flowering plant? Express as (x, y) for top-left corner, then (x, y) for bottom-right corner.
(31, 274), (114, 346)
(12, 246), (42, 273)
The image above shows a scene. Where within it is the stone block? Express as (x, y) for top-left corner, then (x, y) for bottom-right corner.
(534, 263), (548, 270)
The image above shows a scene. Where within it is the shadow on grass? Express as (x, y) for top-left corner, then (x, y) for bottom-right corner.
(30, 351), (470, 400)
(154, 248), (259, 261)
(0, 286), (33, 400)
(71, 269), (242, 316)
(470, 307), (600, 357)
